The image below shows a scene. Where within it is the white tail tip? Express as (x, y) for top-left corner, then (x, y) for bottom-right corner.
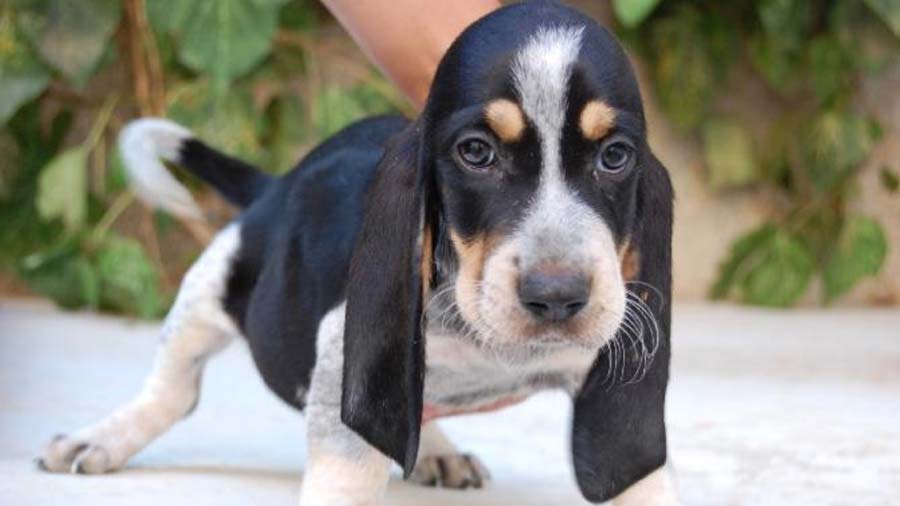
(118, 118), (203, 220)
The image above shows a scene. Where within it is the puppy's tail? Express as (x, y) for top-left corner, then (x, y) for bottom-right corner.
(118, 118), (271, 220)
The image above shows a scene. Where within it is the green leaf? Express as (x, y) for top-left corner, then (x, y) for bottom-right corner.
(19, 241), (100, 310)
(709, 223), (777, 300)
(749, 0), (812, 91)
(28, 0), (121, 84)
(757, 0), (812, 49)
(312, 83), (394, 138)
(807, 35), (853, 104)
(167, 79), (264, 165)
(647, 6), (723, 129)
(0, 11), (51, 123)
(748, 33), (799, 91)
(739, 230), (815, 307)
(805, 110), (880, 190)
(613, 0), (662, 28)
(823, 216), (887, 302)
(864, 0), (900, 38)
(36, 147), (87, 233)
(702, 118), (759, 190)
(95, 235), (163, 318)
(710, 224), (814, 307)
(155, 0), (288, 96)
(880, 166), (899, 193)
(279, 0), (320, 32)
(262, 94), (311, 174)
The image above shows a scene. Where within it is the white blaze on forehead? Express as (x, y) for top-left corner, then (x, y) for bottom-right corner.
(511, 25), (596, 269)
(512, 25), (584, 191)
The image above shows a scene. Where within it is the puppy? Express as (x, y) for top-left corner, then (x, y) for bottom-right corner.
(38, 2), (677, 504)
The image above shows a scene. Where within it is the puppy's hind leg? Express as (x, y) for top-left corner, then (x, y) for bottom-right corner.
(38, 224), (243, 474)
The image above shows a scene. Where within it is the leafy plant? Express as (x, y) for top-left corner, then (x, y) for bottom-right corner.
(0, 0), (402, 317)
(614, 0), (898, 306)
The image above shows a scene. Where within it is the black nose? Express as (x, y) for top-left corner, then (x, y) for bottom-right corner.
(517, 270), (591, 322)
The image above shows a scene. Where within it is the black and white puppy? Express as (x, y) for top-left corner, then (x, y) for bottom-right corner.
(38, 2), (676, 504)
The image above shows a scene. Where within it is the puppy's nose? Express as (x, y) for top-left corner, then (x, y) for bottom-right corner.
(517, 270), (591, 322)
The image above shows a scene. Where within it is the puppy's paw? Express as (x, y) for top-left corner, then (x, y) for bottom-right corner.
(36, 433), (121, 475)
(409, 453), (489, 489)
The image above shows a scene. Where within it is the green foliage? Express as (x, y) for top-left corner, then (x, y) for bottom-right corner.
(149, 0), (289, 96)
(20, 232), (164, 318)
(93, 234), (164, 317)
(613, 0), (663, 28)
(881, 167), (899, 193)
(738, 229), (815, 307)
(25, 0), (122, 85)
(616, 0), (897, 306)
(864, 0), (900, 37)
(0, 0), (400, 317)
(702, 118), (758, 190)
(35, 147), (88, 233)
(0, 8), (51, 123)
(823, 216), (887, 302)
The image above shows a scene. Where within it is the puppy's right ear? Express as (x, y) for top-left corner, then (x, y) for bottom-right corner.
(341, 120), (433, 476)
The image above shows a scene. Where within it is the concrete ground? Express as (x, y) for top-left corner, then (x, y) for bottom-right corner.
(1, 299), (898, 505)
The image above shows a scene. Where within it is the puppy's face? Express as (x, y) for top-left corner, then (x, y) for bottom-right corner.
(426, 10), (648, 352)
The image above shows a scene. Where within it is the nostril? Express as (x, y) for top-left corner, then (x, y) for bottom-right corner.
(525, 301), (551, 313)
(565, 300), (587, 314)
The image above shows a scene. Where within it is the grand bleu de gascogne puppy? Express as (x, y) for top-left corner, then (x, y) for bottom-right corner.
(38, 2), (677, 504)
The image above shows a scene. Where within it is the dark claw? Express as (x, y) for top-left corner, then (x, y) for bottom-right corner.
(34, 458), (47, 471)
(436, 457), (449, 486)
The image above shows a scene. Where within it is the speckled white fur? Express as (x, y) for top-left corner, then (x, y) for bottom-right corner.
(38, 224), (241, 474)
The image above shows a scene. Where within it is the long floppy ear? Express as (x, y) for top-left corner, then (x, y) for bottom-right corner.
(572, 151), (673, 502)
(340, 120), (433, 476)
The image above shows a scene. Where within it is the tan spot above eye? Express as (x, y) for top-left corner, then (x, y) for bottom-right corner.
(485, 99), (525, 143)
(580, 100), (616, 141)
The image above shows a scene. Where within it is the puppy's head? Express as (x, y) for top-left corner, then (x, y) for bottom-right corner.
(425, 7), (648, 352)
(342, 4), (673, 499)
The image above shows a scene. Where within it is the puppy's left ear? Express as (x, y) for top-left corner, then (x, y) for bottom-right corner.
(341, 120), (434, 477)
(572, 151), (674, 503)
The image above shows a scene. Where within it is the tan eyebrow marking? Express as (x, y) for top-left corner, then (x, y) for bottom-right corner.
(579, 100), (616, 140)
(484, 99), (526, 142)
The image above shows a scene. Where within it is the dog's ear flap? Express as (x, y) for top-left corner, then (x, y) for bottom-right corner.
(572, 151), (673, 503)
(341, 121), (433, 476)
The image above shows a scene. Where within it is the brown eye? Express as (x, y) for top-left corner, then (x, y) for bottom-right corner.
(597, 137), (635, 174)
(457, 138), (497, 170)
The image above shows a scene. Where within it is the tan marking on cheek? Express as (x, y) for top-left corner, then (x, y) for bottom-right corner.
(579, 100), (616, 141)
(485, 99), (525, 143)
(419, 224), (433, 298)
(619, 239), (641, 282)
(450, 231), (487, 282)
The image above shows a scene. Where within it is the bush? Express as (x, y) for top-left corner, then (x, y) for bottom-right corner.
(614, 0), (898, 306)
(0, 0), (406, 317)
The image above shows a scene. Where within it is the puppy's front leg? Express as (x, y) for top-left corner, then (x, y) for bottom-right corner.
(300, 305), (391, 506)
(612, 466), (680, 506)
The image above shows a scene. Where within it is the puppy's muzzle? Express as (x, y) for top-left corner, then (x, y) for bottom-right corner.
(517, 267), (591, 322)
